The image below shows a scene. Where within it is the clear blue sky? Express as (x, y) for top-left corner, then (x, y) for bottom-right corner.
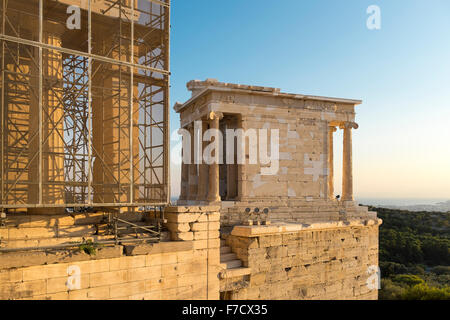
(169, 0), (450, 200)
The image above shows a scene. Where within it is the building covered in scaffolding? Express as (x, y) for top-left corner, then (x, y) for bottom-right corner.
(0, 0), (170, 214)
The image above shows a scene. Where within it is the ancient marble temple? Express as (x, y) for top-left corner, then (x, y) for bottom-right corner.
(175, 79), (376, 226)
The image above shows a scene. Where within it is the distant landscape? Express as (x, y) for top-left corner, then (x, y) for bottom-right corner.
(358, 199), (450, 212)
(379, 201), (450, 213)
(366, 206), (450, 300)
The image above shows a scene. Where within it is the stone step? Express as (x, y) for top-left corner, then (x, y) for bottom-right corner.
(220, 259), (242, 269)
(219, 267), (251, 279)
(220, 253), (237, 262)
(220, 239), (226, 246)
(220, 246), (231, 254)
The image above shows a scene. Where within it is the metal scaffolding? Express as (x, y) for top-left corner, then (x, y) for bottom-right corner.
(0, 0), (170, 213)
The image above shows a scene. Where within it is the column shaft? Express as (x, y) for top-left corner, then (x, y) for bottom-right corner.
(237, 115), (246, 200)
(342, 123), (354, 201)
(226, 117), (238, 199)
(328, 126), (336, 200)
(188, 125), (198, 200)
(28, 31), (65, 214)
(197, 120), (208, 201)
(207, 112), (222, 203)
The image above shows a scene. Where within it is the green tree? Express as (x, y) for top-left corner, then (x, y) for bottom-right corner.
(402, 283), (450, 300)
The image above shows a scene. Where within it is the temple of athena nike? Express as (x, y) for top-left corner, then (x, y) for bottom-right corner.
(175, 79), (376, 226)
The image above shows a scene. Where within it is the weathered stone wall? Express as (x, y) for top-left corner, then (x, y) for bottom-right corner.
(0, 206), (221, 300)
(222, 219), (381, 300)
(0, 207), (380, 300)
(220, 200), (377, 227)
(164, 206), (221, 245)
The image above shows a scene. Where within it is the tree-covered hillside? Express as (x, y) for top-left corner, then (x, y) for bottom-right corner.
(367, 206), (450, 300)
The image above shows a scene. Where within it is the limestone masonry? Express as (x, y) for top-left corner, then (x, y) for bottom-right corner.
(0, 77), (380, 300)
(175, 79), (374, 225)
(1, 0), (379, 300)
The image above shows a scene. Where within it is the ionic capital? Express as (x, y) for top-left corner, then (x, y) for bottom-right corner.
(339, 122), (359, 130)
(208, 111), (224, 121)
(329, 126), (337, 133)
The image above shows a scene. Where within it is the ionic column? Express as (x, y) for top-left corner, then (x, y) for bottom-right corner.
(236, 115), (245, 200)
(197, 120), (209, 201)
(178, 126), (189, 201)
(226, 116), (238, 199)
(327, 126), (337, 200)
(188, 124), (198, 200)
(341, 122), (358, 201)
(207, 112), (223, 203)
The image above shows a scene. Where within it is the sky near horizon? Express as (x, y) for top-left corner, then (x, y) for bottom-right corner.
(168, 0), (450, 200)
